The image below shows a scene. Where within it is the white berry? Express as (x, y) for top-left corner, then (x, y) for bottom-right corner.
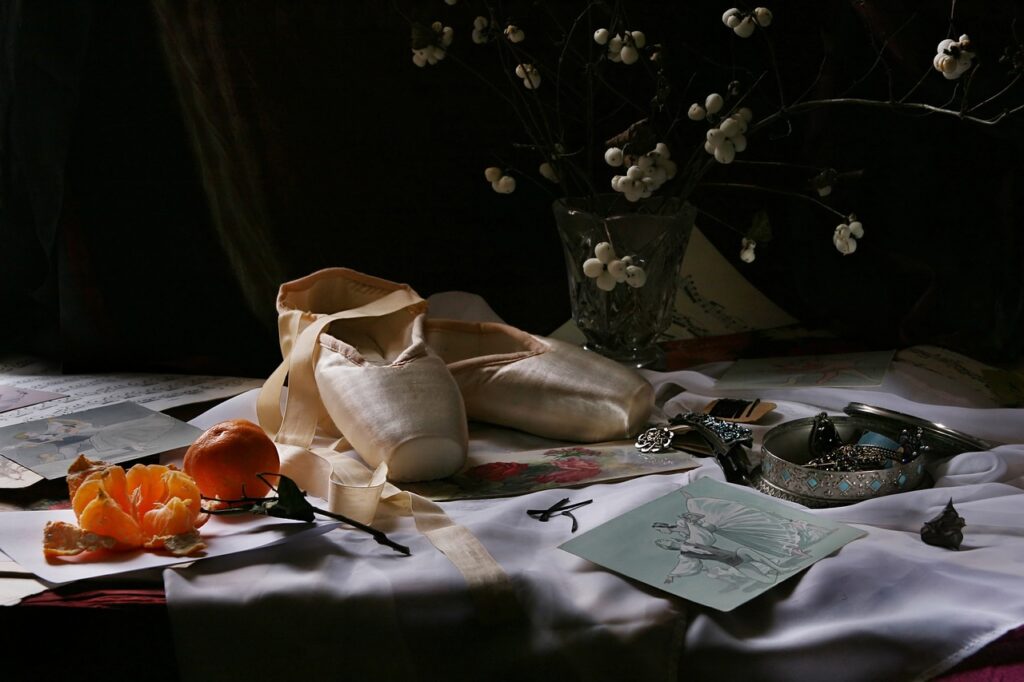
(754, 7), (773, 27)
(625, 265), (647, 288)
(719, 117), (742, 137)
(504, 25), (525, 43)
(495, 175), (516, 193)
(714, 140), (736, 164)
(595, 241), (616, 263)
(620, 45), (639, 65)
(583, 258), (605, 278)
(604, 147), (624, 167)
(596, 272), (617, 291)
(734, 16), (756, 38)
(740, 238), (757, 263)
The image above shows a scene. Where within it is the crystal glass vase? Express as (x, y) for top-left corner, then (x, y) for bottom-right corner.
(553, 195), (697, 369)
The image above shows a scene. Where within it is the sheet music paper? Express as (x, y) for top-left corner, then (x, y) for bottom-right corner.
(0, 356), (264, 429)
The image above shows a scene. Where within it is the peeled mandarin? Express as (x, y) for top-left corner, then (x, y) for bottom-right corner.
(43, 454), (207, 558)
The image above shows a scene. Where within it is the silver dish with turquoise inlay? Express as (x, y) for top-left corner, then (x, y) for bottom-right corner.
(755, 414), (930, 507)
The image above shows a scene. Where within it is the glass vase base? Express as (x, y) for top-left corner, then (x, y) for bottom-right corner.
(583, 342), (666, 371)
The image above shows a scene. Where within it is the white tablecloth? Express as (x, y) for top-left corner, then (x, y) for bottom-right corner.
(164, 351), (1024, 682)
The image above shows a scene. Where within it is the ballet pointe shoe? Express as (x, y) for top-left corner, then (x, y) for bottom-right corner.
(265, 267), (429, 442)
(425, 319), (654, 442)
(316, 311), (468, 483)
(276, 267), (426, 358)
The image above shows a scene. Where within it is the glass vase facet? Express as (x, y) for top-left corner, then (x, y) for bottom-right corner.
(553, 196), (696, 369)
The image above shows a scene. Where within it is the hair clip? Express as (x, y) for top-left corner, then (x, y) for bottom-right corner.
(527, 497), (593, 533)
(703, 397), (776, 423)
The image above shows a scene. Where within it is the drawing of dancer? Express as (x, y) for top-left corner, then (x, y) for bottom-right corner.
(653, 491), (834, 561)
(655, 538), (780, 584)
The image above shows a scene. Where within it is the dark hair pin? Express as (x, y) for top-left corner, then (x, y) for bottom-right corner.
(527, 497), (593, 533)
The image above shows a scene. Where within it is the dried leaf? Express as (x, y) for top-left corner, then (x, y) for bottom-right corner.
(747, 210), (772, 243)
(921, 499), (965, 550)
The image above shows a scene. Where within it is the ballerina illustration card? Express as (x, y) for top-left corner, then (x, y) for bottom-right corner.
(0, 401), (201, 480)
(560, 476), (865, 611)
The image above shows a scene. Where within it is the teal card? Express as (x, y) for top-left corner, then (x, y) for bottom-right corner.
(560, 477), (866, 611)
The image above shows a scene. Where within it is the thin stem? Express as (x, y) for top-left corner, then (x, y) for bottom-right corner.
(968, 72), (1022, 113)
(698, 181), (848, 220)
(694, 206), (745, 237)
(312, 507), (412, 556)
(842, 8), (922, 99)
(751, 96), (1024, 132)
(899, 65), (935, 104)
(203, 478), (412, 556)
(730, 159), (825, 172)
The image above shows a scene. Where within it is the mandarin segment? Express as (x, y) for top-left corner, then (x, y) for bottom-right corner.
(142, 497), (199, 539)
(101, 465), (131, 513)
(183, 419), (280, 502)
(72, 478), (106, 518)
(78, 489), (145, 549)
(162, 469), (203, 513)
(127, 462), (169, 517)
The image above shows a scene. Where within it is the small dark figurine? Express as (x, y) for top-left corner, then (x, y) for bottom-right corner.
(808, 412), (844, 460)
(921, 498), (966, 550)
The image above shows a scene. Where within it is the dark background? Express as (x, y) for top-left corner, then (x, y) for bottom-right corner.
(1, 0), (1022, 377)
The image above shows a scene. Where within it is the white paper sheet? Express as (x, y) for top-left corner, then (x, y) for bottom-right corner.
(0, 384), (65, 413)
(0, 356), (264, 428)
(0, 505), (340, 585)
(0, 558), (48, 605)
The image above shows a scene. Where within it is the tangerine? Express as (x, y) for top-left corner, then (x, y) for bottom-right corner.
(183, 419), (280, 503)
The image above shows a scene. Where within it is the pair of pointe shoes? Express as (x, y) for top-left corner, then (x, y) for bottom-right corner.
(278, 268), (655, 483)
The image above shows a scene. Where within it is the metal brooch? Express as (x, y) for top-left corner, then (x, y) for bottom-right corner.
(635, 412), (753, 485)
